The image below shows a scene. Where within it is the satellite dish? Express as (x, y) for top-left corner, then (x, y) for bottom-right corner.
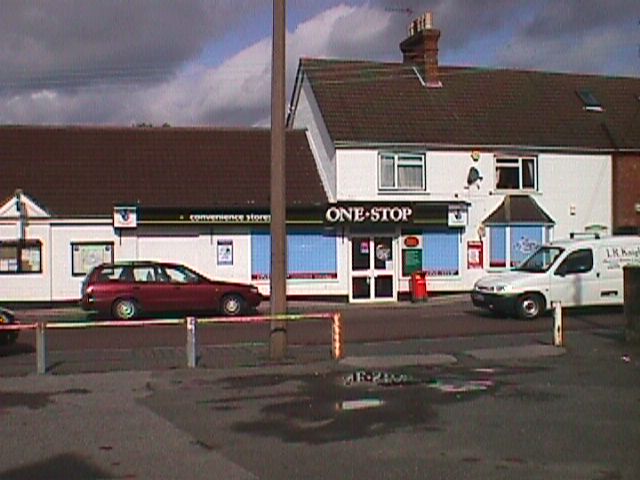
(467, 166), (482, 185)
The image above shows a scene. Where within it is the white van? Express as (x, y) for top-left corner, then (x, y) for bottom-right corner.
(471, 234), (640, 319)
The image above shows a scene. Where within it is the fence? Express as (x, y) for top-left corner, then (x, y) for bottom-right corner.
(0, 312), (344, 375)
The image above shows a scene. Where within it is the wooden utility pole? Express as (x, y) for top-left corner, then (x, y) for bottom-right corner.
(270, 0), (287, 359)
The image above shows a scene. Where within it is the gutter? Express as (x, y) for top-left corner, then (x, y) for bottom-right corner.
(333, 141), (639, 154)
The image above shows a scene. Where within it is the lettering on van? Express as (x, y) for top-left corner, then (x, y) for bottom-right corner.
(602, 246), (640, 270)
(325, 206), (413, 224)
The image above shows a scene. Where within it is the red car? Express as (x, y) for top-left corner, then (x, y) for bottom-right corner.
(80, 261), (263, 319)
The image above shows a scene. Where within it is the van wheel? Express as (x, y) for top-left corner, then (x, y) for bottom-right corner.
(221, 294), (245, 317)
(516, 293), (544, 320)
(112, 299), (139, 320)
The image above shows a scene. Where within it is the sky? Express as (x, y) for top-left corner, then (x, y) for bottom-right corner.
(1, 0), (638, 127)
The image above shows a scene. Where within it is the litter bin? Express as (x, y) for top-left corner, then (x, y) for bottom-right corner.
(624, 265), (640, 343)
(410, 271), (428, 302)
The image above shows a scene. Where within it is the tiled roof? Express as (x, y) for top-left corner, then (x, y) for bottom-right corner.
(483, 195), (555, 225)
(0, 126), (327, 217)
(297, 58), (640, 150)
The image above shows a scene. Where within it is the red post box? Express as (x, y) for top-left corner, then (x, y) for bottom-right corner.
(410, 271), (428, 302)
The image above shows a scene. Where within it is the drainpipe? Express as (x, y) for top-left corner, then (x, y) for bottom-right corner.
(15, 189), (26, 240)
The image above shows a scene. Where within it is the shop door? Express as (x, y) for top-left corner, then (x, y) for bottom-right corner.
(350, 236), (395, 302)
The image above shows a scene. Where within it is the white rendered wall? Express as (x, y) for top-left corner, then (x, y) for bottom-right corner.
(290, 77), (336, 201)
(334, 148), (613, 292)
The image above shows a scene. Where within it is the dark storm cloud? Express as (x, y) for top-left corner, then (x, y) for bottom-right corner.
(0, 0), (260, 92)
(522, 0), (637, 37)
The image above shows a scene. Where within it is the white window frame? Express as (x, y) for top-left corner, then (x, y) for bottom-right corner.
(378, 152), (426, 191)
(495, 156), (538, 191)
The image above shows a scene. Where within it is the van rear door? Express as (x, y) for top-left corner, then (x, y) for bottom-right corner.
(597, 244), (634, 305)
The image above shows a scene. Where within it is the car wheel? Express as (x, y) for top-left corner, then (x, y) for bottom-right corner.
(516, 293), (544, 320)
(112, 299), (139, 320)
(221, 294), (245, 317)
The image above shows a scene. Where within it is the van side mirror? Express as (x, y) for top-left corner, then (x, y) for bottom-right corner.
(555, 266), (566, 277)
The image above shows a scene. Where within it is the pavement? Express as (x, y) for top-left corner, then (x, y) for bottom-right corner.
(1, 304), (640, 479)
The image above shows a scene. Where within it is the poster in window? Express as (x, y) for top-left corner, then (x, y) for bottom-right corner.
(217, 240), (233, 266)
(467, 241), (483, 269)
(72, 243), (113, 275)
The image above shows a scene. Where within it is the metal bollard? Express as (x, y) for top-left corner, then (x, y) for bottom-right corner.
(186, 316), (198, 368)
(36, 320), (48, 374)
(332, 313), (343, 359)
(553, 301), (563, 347)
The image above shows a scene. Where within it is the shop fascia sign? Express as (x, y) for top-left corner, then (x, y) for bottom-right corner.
(129, 207), (323, 225)
(325, 204), (413, 224)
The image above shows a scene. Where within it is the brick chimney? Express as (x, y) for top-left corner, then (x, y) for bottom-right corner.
(399, 11), (442, 88)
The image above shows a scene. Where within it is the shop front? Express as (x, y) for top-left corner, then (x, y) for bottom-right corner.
(324, 202), (469, 302)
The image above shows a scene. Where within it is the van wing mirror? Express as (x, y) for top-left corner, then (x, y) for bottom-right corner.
(554, 266), (566, 277)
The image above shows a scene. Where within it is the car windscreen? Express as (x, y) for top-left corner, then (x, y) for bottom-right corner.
(514, 246), (564, 273)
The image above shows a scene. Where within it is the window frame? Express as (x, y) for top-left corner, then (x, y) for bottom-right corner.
(378, 152), (426, 192)
(495, 155), (538, 191)
(0, 239), (43, 274)
(71, 242), (115, 277)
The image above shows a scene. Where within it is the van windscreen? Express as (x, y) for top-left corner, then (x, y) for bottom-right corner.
(515, 246), (564, 273)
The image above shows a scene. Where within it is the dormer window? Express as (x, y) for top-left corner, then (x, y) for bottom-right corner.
(577, 90), (603, 112)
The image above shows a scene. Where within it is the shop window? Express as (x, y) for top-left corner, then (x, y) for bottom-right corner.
(251, 230), (337, 280)
(71, 242), (114, 276)
(489, 225), (546, 269)
(495, 156), (537, 190)
(422, 231), (460, 277)
(379, 153), (425, 191)
(0, 239), (42, 274)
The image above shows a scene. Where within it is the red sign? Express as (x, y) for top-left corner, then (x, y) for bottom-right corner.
(467, 241), (483, 269)
(404, 236), (420, 248)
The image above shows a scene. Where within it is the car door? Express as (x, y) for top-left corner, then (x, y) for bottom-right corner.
(162, 265), (216, 313)
(129, 265), (167, 313)
(549, 248), (600, 307)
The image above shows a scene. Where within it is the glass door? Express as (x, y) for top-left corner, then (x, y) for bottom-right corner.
(350, 236), (395, 302)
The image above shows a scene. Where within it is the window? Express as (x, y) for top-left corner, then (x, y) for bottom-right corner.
(422, 230), (460, 277)
(251, 230), (337, 280)
(379, 153), (425, 191)
(0, 240), (42, 274)
(489, 225), (546, 269)
(495, 156), (537, 190)
(555, 249), (593, 276)
(71, 242), (114, 276)
(577, 90), (603, 112)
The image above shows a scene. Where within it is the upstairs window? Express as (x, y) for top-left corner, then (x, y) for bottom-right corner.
(379, 153), (425, 191)
(495, 156), (537, 190)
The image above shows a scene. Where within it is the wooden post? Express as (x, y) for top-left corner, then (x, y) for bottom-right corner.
(553, 301), (563, 347)
(36, 320), (48, 374)
(186, 316), (197, 368)
(332, 313), (343, 359)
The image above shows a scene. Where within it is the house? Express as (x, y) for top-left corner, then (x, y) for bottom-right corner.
(286, 11), (640, 301)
